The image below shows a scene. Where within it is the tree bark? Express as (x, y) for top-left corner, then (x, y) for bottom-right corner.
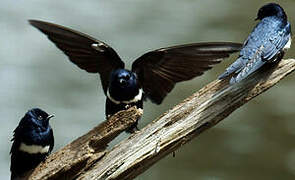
(29, 59), (295, 180)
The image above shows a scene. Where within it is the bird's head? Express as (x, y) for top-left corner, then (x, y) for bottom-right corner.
(110, 69), (138, 89)
(256, 3), (287, 21)
(108, 69), (140, 101)
(17, 108), (54, 135)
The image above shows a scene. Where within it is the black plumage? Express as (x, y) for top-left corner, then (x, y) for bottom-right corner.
(29, 20), (242, 132)
(10, 108), (54, 180)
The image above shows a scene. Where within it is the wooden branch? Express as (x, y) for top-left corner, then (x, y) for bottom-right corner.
(77, 59), (295, 180)
(29, 59), (295, 180)
(29, 107), (143, 180)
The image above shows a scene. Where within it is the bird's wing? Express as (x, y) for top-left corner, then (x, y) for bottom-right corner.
(10, 125), (22, 155)
(49, 129), (54, 153)
(262, 22), (291, 61)
(218, 56), (245, 80)
(218, 34), (255, 80)
(230, 47), (265, 84)
(132, 42), (242, 104)
(29, 20), (125, 94)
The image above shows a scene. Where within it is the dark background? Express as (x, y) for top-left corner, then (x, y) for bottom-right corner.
(1, 0), (295, 179)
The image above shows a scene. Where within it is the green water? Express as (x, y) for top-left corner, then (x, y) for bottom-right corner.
(1, 0), (295, 179)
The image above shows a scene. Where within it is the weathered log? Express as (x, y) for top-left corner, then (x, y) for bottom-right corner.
(30, 59), (295, 180)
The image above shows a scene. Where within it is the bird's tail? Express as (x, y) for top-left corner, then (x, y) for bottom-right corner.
(229, 57), (265, 84)
(218, 56), (244, 80)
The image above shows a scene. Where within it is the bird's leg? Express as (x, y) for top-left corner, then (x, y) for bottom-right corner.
(125, 121), (139, 133)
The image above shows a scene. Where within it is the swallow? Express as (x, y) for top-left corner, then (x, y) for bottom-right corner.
(10, 108), (54, 180)
(219, 3), (291, 84)
(29, 20), (242, 132)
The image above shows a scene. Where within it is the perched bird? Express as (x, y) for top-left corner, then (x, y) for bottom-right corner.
(219, 3), (291, 84)
(29, 20), (241, 132)
(10, 108), (54, 180)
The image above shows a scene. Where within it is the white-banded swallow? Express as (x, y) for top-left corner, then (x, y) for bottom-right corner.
(29, 20), (242, 132)
(10, 108), (54, 180)
(219, 3), (291, 84)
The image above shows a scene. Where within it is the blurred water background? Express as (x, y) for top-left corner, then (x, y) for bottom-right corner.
(1, 0), (295, 179)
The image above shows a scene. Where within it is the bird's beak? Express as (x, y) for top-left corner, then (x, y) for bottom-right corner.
(47, 114), (55, 120)
(255, 17), (259, 21)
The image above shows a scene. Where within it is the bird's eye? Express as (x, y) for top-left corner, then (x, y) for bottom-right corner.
(37, 115), (43, 120)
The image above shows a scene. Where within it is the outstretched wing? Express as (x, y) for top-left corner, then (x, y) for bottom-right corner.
(132, 42), (242, 104)
(29, 20), (125, 94)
